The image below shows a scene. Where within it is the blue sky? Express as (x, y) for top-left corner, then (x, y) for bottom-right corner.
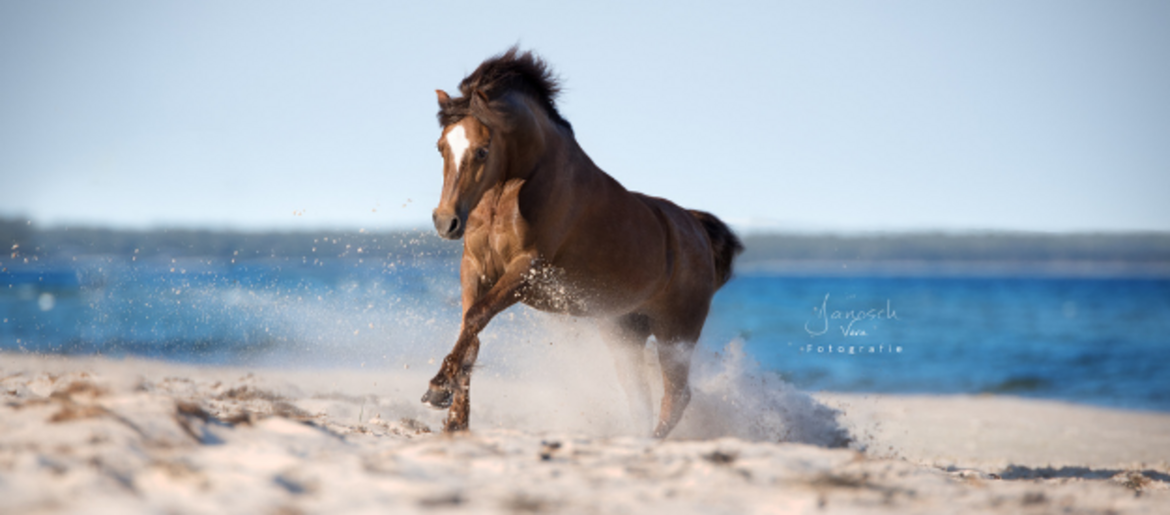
(2, 1), (1168, 233)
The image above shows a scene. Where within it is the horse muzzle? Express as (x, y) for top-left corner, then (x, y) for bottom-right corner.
(433, 210), (465, 240)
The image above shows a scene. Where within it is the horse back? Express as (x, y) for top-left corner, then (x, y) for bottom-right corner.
(629, 193), (728, 292)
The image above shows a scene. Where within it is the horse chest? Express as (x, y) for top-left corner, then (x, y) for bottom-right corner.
(464, 226), (522, 280)
(474, 195), (529, 272)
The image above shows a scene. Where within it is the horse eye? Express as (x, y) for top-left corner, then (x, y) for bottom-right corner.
(475, 148), (489, 160)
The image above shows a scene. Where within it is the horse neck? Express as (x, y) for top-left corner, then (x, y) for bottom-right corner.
(496, 97), (621, 228)
(526, 115), (606, 190)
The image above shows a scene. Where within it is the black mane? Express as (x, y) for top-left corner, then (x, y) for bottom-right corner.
(437, 47), (572, 133)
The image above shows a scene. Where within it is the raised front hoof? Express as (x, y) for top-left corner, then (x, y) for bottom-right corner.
(420, 387), (453, 409)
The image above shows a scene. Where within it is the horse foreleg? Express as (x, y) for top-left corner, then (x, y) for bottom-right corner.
(421, 263), (530, 432)
(653, 340), (697, 438)
(425, 333), (479, 432)
(444, 334), (477, 432)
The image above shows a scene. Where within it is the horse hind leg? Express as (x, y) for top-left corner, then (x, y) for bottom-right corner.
(653, 338), (697, 439)
(602, 314), (653, 434)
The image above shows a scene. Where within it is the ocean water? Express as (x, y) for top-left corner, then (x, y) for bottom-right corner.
(707, 274), (1170, 411)
(3, 255), (1168, 412)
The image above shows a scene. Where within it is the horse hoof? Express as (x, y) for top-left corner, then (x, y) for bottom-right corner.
(421, 388), (452, 409)
(652, 422), (673, 439)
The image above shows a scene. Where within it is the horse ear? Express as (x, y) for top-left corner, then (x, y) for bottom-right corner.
(436, 89), (451, 105)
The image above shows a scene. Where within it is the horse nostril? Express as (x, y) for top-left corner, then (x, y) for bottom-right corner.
(433, 212), (463, 239)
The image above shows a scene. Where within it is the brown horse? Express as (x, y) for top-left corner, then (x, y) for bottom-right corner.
(421, 48), (743, 438)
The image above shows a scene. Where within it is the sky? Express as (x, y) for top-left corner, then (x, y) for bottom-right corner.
(1, 1), (1168, 234)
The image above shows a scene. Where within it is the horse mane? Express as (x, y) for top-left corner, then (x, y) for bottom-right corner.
(437, 47), (573, 133)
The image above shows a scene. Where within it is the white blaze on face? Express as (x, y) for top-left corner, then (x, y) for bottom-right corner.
(446, 124), (470, 173)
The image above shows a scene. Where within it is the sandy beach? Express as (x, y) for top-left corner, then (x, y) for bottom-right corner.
(2, 353), (1168, 515)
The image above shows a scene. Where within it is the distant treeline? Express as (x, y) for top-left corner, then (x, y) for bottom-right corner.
(3, 218), (1169, 264)
(0, 219), (460, 261)
(738, 232), (1170, 263)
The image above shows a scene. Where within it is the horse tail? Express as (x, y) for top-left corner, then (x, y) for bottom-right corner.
(689, 210), (744, 288)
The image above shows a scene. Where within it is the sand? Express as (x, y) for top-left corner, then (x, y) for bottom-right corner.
(2, 353), (1167, 514)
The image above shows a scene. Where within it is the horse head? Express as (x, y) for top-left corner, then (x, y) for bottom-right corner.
(432, 50), (564, 240)
(431, 89), (492, 239)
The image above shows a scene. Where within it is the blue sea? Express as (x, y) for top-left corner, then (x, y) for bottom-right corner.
(3, 254), (1169, 412)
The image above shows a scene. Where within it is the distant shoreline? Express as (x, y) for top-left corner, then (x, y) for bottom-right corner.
(4, 218), (1169, 270)
(739, 259), (1170, 278)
